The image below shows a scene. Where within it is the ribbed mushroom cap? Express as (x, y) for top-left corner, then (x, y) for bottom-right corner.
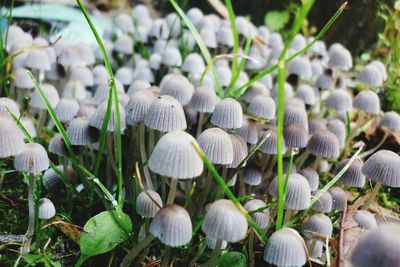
(307, 129), (340, 159)
(247, 95), (276, 120)
(161, 47), (182, 67)
(308, 118), (327, 135)
(311, 190), (333, 213)
(0, 115), (25, 158)
(144, 95), (187, 132)
(63, 81), (87, 101)
(30, 84), (60, 109)
(288, 57), (312, 79)
(205, 236), (228, 250)
(328, 186), (347, 211)
(269, 174), (311, 210)
(183, 107), (198, 127)
(237, 117), (258, 145)
(327, 119), (346, 148)
(243, 165), (262, 186)
(354, 210), (377, 230)
(284, 105), (308, 130)
(38, 198), (56, 219)
(149, 53), (162, 70)
(362, 150), (400, 187)
(48, 134), (67, 156)
(326, 89), (353, 112)
(149, 131), (203, 179)
(335, 159), (365, 188)
(215, 65), (232, 87)
(242, 82), (270, 103)
(328, 47), (353, 70)
(295, 84), (317, 105)
(357, 65), (383, 87)
(351, 223), (400, 267)
(216, 27), (234, 47)
(149, 204), (192, 247)
(353, 90), (380, 114)
(299, 168), (319, 192)
(59, 47), (83, 67)
(14, 143), (49, 173)
(303, 213), (333, 240)
(89, 102), (126, 132)
(126, 90), (157, 126)
(227, 135), (247, 169)
(369, 60), (387, 81)
(24, 49), (51, 71)
(202, 199), (248, 242)
(114, 34), (133, 54)
(189, 86), (219, 113)
(315, 73), (334, 90)
(0, 97), (20, 118)
(67, 117), (95, 145)
(200, 28), (217, 49)
(210, 98), (243, 129)
(127, 80), (151, 97)
(136, 190), (163, 218)
(244, 199), (269, 229)
(20, 117), (37, 138)
(284, 123), (309, 148)
(43, 165), (77, 191)
(306, 239), (323, 259)
(70, 66), (94, 87)
(55, 98), (79, 123)
(197, 128), (233, 165)
(14, 67), (34, 89)
(260, 128), (286, 155)
(379, 111), (400, 131)
(160, 74), (194, 106)
(182, 53), (205, 74)
(263, 228), (307, 267)
(271, 82), (294, 101)
(75, 43), (95, 66)
(94, 79), (124, 104)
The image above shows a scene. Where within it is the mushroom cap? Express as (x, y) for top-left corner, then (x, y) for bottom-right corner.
(351, 223), (400, 267)
(160, 74), (194, 106)
(287, 57), (312, 79)
(189, 86), (219, 113)
(200, 28), (217, 49)
(284, 104), (308, 130)
(24, 49), (51, 71)
(126, 90), (157, 126)
(357, 64), (383, 87)
(379, 111), (400, 131)
(295, 84), (317, 105)
(94, 79), (124, 104)
(248, 95), (276, 120)
(55, 98), (80, 123)
(115, 66), (134, 85)
(136, 190), (163, 218)
(303, 213), (333, 240)
(244, 199), (269, 229)
(237, 117), (258, 145)
(243, 165), (262, 186)
(20, 117), (37, 138)
(14, 143), (49, 173)
(307, 129), (340, 159)
(182, 53), (205, 74)
(30, 83), (60, 109)
(63, 81), (87, 101)
(328, 186), (347, 211)
(114, 34), (133, 54)
(354, 210), (377, 230)
(306, 239), (323, 259)
(89, 101), (127, 132)
(70, 66), (94, 87)
(311, 190), (333, 213)
(149, 204), (192, 247)
(197, 128), (233, 165)
(38, 198), (56, 219)
(144, 95), (187, 132)
(315, 73), (334, 90)
(362, 149), (400, 187)
(67, 117), (95, 146)
(211, 98), (243, 129)
(328, 47), (352, 70)
(43, 165), (77, 191)
(335, 159), (366, 188)
(263, 228), (307, 267)
(284, 123), (309, 148)
(308, 118), (327, 135)
(226, 135), (248, 169)
(205, 236), (228, 250)
(353, 90), (380, 114)
(0, 115), (25, 158)
(299, 168), (319, 192)
(327, 119), (346, 148)
(14, 68), (34, 89)
(202, 199), (248, 242)
(242, 82), (270, 103)
(149, 131), (203, 179)
(0, 97), (20, 118)
(326, 89), (353, 112)
(260, 128), (286, 155)
(48, 134), (67, 156)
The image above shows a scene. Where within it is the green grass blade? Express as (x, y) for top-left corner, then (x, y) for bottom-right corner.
(76, 0), (124, 206)
(225, 0), (239, 95)
(170, 0), (223, 97)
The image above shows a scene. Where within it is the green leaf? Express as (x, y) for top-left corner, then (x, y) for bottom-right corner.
(217, 252), (247, 267)
(79, 211), (132, 262)
(22, 253), (61, 267)
(264, 10), (290, 31)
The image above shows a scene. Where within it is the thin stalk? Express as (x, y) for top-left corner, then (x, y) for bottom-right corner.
(248, 230), (255, 267)
(148, 129), (155, 155)
(311, 156), (322, 170)
(225, 0), (239, 96)
(22, 173), (35, 254)
(205, 240), (222, 267)
(139, 124), (154, 190)
(283, 148), (295, 199)
(161, 247), (171, 267)
(360, 131), (389, 158)
(283, 208), (293, 225)
(167, 179), (178, 205)
(197, 171), (212, 216)
(120, 234), (155, 267)
(196, 112), (205, 137)
(36, 110), (47, 134)
(345, 111), (351, 142)
(362, 182), (382, 210)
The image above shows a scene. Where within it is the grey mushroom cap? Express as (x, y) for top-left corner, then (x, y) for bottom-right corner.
(20, 117), (37, 139)
(127, 80), (151, 97)
(136, 190), (163, 218)
(271, 82), (294, 101)
(24, 49), (51, 71)
(308, 118), (327, 135)
(326, 89), (353, 112)
(354, 210), (377, 230)
(311, 190), (333, 213)
(226, 135), (248, 169)
(303, 213), (333, 241)
(114, 34), (133, 54)
(328, 186), (347, 211)
(182, 53), (206, 74)
(295, 84), (317, 105)
(67, 117), (95, 146)
(306, 239), (323, 259)
(89, 101), (127, 132)
(242, 82), (270, 103)
(149, 204), (192, 247)
(0, 97), (20, 118)
(205, 236), (228, 250)
(284, 123), (309, 148)
(327, 119), (346, 148)
(211, 98), (243, 129)
(260, 128), (286, 155)
(144, 95), (187, 132)
(94, 79), (124, 104)
(353, 90), (381, 114)
(379, 111), (400, 131)
(351, 223), (400, 267)
(284, 104), (308, 131)
(299, 168), (319, 192)
(48, 134), (67, 156)
(357, 64), (383, 87)
(149, 131), (203, 179)
(362, 149), (400, 187)
(335, 159), (366, 188)
(247, 95), (276, 120)
(160, 74), (194, 106)
(30, 84), (60, 109)
(70, 66), (94, 87)
(244, 199), (269, 229)
(38, 198), (56, 219)
(315, 73), (334, 90)
(43, 165), (77, 191)
(197, 128), (233, 165)
(0, 115), (25, 158)
(287, 57), (312, 79)
(242, 165), (262, 186)
(237, 117), (258, 145)
(63, 81), (87, 102)
(369, 60), (387, 81)
(188, 86), (219, 113)
(263, 228), (307, 267)
(126, 90), (157, 126)
(14, 68), (34, 89)
(269, 174), (311, 210)
(328, 47), (353, 70)
(202, 199), (248, 242)
(14, 143), (49, 173)
(55, 98), (80, 123)
(307, 129), (340, 159)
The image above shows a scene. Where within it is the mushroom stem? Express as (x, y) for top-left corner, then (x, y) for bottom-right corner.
(205, 239), (222, 267)
(263, 156), (277, 180)
(196, 171), (212, 216)
(166, 179), (178, 205)
(308, 240), (317, 258)
(139, 124), (154, 190)
(362, 182), (382, 210)
(196, 112), (205, 137)
(295, 150), (310, 169)
(22, 173), (36, 254)
(310, 156), (322, 170)
(120, 233), (155, 267)
(283, 209), (292, 225)
(161, 246), (171, 267)
(148, 129), (155, 155)
(248, 230), (255, 267)
(36, 110), (47, 134)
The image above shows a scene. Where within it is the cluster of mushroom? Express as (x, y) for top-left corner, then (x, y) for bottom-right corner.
(1, 3), (400, 266)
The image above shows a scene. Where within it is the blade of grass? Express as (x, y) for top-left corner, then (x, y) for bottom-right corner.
(76, 0), (124, 207)
(170, 0), (223, 97)
(232, 2), (348, 96)
(192, 142), (268, 243)
(225, 0), (239, 94)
